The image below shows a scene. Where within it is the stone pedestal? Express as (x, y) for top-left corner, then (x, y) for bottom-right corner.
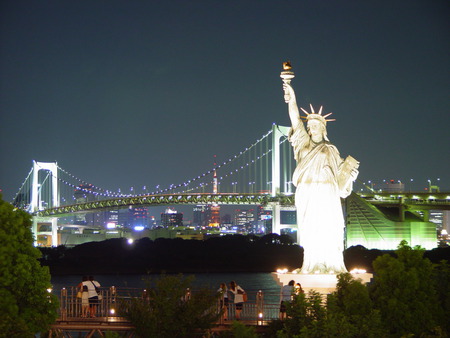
(272, 272), (373, 295)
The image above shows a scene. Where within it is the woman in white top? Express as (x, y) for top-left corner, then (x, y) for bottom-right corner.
(82, 276), (101, 318)
(229, 281), (245, 320)
(279, 280), (295, 320)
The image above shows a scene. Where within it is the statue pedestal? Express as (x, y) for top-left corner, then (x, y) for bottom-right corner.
(272, 272), (373, 295)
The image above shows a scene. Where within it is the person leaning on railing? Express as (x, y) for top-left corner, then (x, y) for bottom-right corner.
(82, 276), (101, 318)
(279, 280), (295, 320)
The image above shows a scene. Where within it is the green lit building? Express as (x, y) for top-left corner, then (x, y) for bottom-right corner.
(345, 193), (437, 250)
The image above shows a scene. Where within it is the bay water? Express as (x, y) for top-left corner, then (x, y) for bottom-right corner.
(51, 272), (282, 303)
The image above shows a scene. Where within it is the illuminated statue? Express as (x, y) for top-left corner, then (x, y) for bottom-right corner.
(281, 63), (359, 274)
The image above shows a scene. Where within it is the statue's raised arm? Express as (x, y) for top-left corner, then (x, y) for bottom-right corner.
(283, 82), (304, 133)
(280, 62), (304, 134)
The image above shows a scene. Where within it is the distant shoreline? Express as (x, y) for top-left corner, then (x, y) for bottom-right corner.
(39, 235), (450, 276)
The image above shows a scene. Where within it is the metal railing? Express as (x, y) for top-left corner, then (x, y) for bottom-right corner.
(58, 286), (282, 324)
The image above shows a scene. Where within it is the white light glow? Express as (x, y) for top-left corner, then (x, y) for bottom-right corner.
(350, 268), (367, 274)
(106, 222), (116, 229)
(277, 268), (288, 274)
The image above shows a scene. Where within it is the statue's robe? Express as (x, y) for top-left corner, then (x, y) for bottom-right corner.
(289, 125), (350, 273)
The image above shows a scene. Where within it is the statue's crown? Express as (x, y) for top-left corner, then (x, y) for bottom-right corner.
(301, 104), (335, 126)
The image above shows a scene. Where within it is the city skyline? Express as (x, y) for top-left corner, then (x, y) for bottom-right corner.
(1, 1), (449, 203)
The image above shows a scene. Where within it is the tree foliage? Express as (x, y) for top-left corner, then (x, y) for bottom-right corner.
(40, 234), (302, 274)
(0, 196), (58, 337)
(279, 290), (327, 338)
(276, 242), (448, 337)
(121, 274), (220, 337)
(278, 275), (385, 338)
(327, 273), (385, 337)
(432, 260), (450, 334)
(370, 240), (443, 336)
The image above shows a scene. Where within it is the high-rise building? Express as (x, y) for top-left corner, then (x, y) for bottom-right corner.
(234, 209), (256, 227)
(161, 208), (183, 227)
(193, 205), (207, 227)
(131, 207), (149, 229)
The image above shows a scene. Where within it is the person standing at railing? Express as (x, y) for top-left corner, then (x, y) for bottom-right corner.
(82, 275), (101, 318)
(294, 282), (304, 295)
(217, 283), (229, 321)
(77, 276), (90, 318)
(229, 281), (246, 320)
(280, 280), (295, 320)
(80, 285), (89, 318)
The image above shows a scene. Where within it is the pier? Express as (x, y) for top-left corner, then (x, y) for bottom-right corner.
(49, 286), (283, 337)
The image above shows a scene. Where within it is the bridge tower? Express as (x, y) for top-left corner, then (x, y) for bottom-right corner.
(271, 124), (295, 235)
(30, 161), (59, 212)
(271, 124), (291, 197)
(30, 161), (60, 247)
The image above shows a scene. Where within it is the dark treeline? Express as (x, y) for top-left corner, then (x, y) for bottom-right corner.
(39, 234), (300, 275)
(38, 234), (450, 275)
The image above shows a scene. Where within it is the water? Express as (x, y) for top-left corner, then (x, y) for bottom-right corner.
(51, 272), (281, 303)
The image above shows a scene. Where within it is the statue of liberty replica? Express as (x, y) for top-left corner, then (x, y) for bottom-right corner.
(281, 62), (359, 274)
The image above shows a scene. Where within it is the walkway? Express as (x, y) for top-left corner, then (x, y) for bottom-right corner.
(49, 286), (281, 337)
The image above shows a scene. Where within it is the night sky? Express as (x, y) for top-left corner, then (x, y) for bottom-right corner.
(1, 1), (449, 203)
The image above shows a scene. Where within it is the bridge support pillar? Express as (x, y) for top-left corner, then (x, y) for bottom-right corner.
(32, 216), (58, 247)
(422, 210), (430, 222)
(270, 202), (281, 235)
(399, 197), (405, 222)
(271, 125), (291, 196)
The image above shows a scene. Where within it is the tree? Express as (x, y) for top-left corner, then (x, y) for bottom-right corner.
(370, 240), (442, 336)
(121, 274), (220, 337)
(278, 290), (327, 338)
(218, 321), (258, 338)
(0, 196), (58, 337)
(432, 260), (450, 334)
(326, 273), (386, 337)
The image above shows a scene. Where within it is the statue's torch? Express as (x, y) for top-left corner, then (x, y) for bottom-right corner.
(280, 61), (295, 102)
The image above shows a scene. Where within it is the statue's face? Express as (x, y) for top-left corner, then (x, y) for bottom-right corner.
(307, 120), (325, 142)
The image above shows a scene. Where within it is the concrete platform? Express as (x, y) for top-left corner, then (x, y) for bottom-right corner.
(272, 272), (373, 294)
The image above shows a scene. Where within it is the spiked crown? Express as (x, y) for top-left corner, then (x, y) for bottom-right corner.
(300, 104), (335, 126)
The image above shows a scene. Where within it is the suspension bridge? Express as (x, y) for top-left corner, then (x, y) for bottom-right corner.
(11, 124), (450, 249)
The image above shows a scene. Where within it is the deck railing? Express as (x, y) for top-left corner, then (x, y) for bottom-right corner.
(58, 286), (282, 324)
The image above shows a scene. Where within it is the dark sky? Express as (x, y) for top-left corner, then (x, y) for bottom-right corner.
(1, 0), (449, 203)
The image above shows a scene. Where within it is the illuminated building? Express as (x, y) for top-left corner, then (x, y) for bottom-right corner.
(234, 209), (256, 227)
(345, 193), (437, 250)
(193, 205), (207, 226)
(161, 208), (183, 227)
(206, 204), (220, 227)
(131, 206), (148, 228)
